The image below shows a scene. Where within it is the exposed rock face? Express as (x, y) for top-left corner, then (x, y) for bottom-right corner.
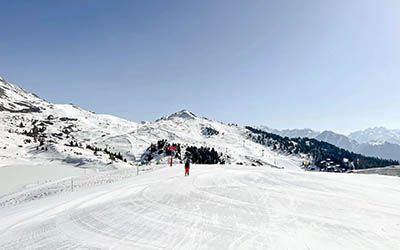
(0, 77), (49, 113)
(162, 109), (198, 120)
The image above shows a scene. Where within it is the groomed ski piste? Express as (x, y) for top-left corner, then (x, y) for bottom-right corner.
(1, 77), (400, 249)
(1, 164), (400, 250)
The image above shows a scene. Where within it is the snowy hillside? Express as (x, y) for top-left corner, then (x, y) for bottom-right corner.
(0, 103), (139, 169)
(128, 110), (301, 168)
(0, 77), (300, 169)
(0, 77), (399, 249)
(1, 164), (399, 250)
(0, 77), (302, 194)
(0, 77), (141, 193)
(0, 77), (50, 112)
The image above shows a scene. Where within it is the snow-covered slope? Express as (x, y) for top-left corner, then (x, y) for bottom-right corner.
(0, 76), (301, 170)
(0, 77), (141, 193)
(0, 98), (139, 168)
(0, 77), (50, 112)
(0, 77), (399, 249)
(0, 77), (302, 193)
(1, 164), (399, 250)
(103, 109), (302, 168)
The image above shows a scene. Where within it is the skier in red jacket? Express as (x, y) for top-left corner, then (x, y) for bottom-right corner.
(184, 159), (190, 176)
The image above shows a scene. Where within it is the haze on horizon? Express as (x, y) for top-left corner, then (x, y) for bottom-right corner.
(0, 0), (399, 134)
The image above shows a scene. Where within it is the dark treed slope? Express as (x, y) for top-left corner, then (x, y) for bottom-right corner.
(246, 127), (398, 171)
(141, 139), (225, 165)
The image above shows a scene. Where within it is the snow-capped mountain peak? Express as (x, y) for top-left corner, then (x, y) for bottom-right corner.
(0, 76), (50, 113)
(257, 125), (400, 161)
(349, 127), (400, 145)
(161, 109), (198, 121)
(315, 130), (358, 150)
(256, 126), (320, 139)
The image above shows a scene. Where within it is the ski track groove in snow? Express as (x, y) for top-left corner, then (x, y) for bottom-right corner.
(0, 165), (400, 249)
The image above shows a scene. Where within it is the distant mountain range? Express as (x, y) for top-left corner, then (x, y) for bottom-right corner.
(247, 127), (398, 170)
(349, 127), (400, 145)
(258, 126), (400, 161)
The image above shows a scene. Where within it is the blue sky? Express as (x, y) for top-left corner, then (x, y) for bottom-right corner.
(0, 0), (399, 134)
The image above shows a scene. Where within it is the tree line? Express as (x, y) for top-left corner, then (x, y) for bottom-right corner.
(86, 144), (127, 162)
(246, 126), (399, 170)
(143, 139), (224, 164)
